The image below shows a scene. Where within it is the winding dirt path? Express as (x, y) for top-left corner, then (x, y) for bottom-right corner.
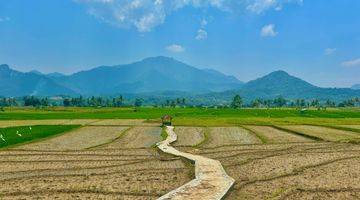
(157, 126), (235, 200)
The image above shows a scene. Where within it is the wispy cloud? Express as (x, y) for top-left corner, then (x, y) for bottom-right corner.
(324, 48), (336, 55)
(247, 0), (303, 14)
(342, 58), (360, 67)
(75, 0), (302, 32)
(261, 24), (277, 37)
(196, 29), (208, 40)
(166, 44), (185, 53)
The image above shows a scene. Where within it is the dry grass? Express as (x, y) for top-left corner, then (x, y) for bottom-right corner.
(16, 126), (128, 150)
(244, 126), (312, 143)
(0, 120), (70, 127)
(173, 127), (205, 147)
(337, 125), (360, 130)
(90, 119), (160, 126)
(0, 119), (159, 128)
(201, 127), (261, 148)
(278, 125), (360, 142)
(98, 126), (162, 148)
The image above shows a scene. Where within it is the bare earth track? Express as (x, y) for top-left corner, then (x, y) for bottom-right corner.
(157, 126), (235, 199)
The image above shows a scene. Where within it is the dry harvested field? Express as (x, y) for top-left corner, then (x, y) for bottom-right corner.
(0, 119), (159, 128)
(173, 127), (205, 147)
(278, 125), (360, 142)
(2, 123), (360, 199)
(90, 119), (160, 126)
(0, 123), (192, 199)
(202, 127), (262, 148)
(243, 125), (312, 143)
(16, 126), (128, 150)
(99, 126), (162, 149)
(174, 126), (360, 199)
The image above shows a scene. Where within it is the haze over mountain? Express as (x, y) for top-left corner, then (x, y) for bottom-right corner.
(0, 57), (243, 96)
(0, 64), (76, 97)
(49, 56), (243, 95)
(0, 57), (359, 102)
(209, 70), (360, 102)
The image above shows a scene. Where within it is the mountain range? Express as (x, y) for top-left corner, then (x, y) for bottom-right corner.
(0, 56), (359, 102)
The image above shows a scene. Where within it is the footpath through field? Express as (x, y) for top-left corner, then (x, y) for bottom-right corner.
(157, 126), (235, 200)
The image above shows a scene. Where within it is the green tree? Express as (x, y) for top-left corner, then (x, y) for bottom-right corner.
(231, 95), (243, 109)
(134, 98), (143, 107)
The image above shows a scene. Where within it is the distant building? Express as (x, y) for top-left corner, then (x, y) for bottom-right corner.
(161, 115), (172, 126)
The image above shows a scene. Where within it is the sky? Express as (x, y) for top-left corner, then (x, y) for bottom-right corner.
(0, 0), (360, 87)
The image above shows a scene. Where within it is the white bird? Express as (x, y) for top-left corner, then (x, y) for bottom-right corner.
(29, 126), (32, 131)
(0, 134), (5, 142)
(16, 131), (22, 137)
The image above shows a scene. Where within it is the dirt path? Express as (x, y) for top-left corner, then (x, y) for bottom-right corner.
(157, 126), (235, 200)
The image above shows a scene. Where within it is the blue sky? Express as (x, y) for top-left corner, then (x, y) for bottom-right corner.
(0, 0), (359, 87)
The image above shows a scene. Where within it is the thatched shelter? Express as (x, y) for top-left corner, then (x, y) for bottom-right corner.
(161, 114), (173, 126)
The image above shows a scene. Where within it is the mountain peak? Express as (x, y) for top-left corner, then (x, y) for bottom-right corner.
(29, 70), (43, 75)
(0, 64), (10, 70)
(267, 70), (290, 77)
(139, 56), (179, 65)
(142, 56), (174, 62)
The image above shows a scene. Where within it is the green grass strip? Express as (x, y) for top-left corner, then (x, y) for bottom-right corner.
(0, 125), (80, 149)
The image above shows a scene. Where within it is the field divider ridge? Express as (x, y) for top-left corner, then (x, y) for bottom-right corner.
(156, 126), (235, 199)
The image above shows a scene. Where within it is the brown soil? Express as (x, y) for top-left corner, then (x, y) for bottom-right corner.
(278, 125), (360, 142)
(202, 127), (262, 148)
(0, 148), (192, 200)
(99, 126), (162, 148)
(173, 127), (205, 147)
(244, 125), (312, 143)
(16, 126), (128, 151)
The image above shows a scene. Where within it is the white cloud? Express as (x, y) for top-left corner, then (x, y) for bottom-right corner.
(247, 0), (303, 14)
(342, 58), (360, 67)
(196, 29), (208, 40)
(166, 44), (185, 53)
(261, 24), (277, 37)
(324, 48), (336, 55)
(75, 0), (302, 32)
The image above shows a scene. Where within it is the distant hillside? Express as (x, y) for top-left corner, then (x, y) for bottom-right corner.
(0, 58), (359, 102)
(47, 72), (65, 78)
(50, 56), (243, 95)
(204, 70), (360, 102)
(0, 64), (76, 97)
(352, 84), (360, 90)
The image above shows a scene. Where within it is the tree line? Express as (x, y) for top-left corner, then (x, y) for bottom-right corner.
(230, 95), (360, 109)
(0, 95), (359, 109)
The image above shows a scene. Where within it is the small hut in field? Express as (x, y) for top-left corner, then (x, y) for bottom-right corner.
(161, 115), (172, 126)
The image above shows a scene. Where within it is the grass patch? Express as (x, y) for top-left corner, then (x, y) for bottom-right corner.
(319, 125), (360, 134)
(241, 125), (268, 144)
(0, 125), (80, 149)
(1, 107), (360, 121)
(194, 127), (210, 147)
(161, 127), (168, 141)
(270, 125), (323, 141)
